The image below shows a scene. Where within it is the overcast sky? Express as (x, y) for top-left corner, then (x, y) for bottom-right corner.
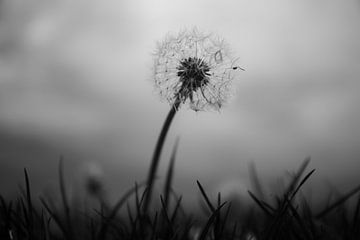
(0, 0), (360, 205)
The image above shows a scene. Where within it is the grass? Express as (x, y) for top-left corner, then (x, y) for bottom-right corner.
(1, 156), (360, 240)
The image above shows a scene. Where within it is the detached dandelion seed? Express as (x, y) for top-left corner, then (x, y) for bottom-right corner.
(143, 28), (243, 214)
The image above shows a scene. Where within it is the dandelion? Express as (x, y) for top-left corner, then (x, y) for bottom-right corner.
(143, 28), (243, 214)
(153, 27), (243, 111)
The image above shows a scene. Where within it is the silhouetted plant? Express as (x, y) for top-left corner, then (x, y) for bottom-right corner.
(143, 27), (243, 215)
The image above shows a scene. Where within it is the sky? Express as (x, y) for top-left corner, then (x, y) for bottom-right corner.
(0, 0), (360, 206)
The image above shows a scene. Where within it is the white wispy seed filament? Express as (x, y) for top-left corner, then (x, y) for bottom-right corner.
(153, 28), (242, 111)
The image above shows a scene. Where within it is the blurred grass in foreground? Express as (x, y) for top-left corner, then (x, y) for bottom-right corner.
(1, 157), (360, 240)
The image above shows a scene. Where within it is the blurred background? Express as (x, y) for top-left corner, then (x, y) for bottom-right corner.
(0, 0), (360, 207)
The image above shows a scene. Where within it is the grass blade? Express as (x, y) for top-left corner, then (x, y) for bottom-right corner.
(98, 182), (145, 239)
(160, 195), (173, 237)
(316, 183), (360, 219)
(163, 137), (180, 211)
(285, 157), (311, 197)
(247, 190), (272, 216)
(286, 198), (313, 239)
(249, 161), (264, 200)
(290, 169), (315, 202)
(40, 197), (67, 238)
(150, 211), (158, 240)
(198, 202), (227, 240)
(353, 193), (360, 234)
(197, 180), (215, 213)
(23, 168), (34, 239)
(58, 157), (73, 239)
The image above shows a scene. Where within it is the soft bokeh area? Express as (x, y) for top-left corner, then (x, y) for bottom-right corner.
(1, 0), (360, 205)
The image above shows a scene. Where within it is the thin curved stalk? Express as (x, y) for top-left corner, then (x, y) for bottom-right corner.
(143, 100), (181, 214)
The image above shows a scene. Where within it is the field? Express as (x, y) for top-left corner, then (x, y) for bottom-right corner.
(1, 156), (360, 240)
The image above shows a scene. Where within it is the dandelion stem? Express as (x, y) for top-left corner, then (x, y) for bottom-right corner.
(143, 100), (181, 214)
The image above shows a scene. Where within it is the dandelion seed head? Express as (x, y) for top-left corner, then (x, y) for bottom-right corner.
(153, 28), (241, 111)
